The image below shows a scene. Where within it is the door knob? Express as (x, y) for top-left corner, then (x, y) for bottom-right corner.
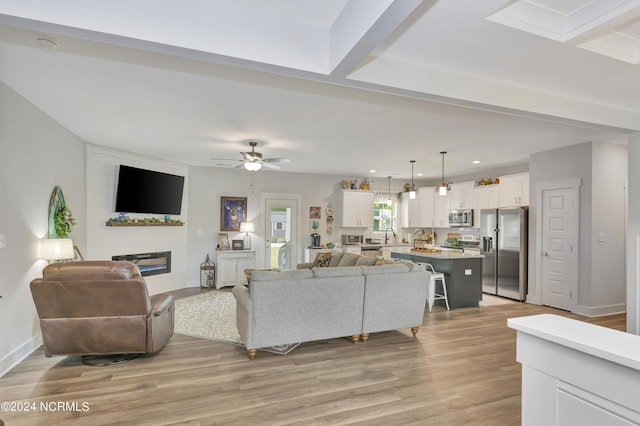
(542, 251), (548, 256)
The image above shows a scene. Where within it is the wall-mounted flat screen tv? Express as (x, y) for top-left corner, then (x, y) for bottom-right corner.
(114, 165), (185, 215)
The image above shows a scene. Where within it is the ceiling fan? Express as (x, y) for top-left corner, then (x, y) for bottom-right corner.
(211, 141), (291, 171)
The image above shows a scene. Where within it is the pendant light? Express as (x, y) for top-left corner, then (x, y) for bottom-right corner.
(409, 160), (416, 199)
(439, 151), (448, 196)
(386, 176), (393, 206)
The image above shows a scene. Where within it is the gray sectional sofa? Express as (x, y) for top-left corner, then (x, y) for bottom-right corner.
(231, 255), (430, 359)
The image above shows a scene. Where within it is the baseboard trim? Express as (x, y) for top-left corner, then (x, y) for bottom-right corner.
(574, 303), (626, 317)
(0, 334), (43, 378)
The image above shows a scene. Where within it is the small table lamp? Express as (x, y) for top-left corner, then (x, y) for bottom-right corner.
(240, 222), (254, 250)
(40, 238), (74, 262)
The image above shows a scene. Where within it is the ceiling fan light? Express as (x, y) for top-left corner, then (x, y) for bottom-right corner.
(244, 162), (262, 171)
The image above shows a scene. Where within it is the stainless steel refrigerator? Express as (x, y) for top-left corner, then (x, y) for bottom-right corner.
(480, 207), (528, 301)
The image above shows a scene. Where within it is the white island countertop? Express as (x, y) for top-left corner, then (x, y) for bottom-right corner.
(390, 249), (484, 259)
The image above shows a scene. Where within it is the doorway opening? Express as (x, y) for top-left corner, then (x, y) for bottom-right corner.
(262, 194), (301, 270)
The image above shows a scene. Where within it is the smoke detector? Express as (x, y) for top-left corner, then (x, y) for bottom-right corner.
(36, 37), (58, 52)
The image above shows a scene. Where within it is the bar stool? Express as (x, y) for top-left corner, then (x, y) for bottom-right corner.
(424, 263), (450, 312)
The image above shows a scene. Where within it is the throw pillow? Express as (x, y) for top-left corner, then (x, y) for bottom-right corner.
(338, 252), (360, 266)
(375, 258), (396, 266)
(311, 252), (332, 268)
(328, 252), (345, 267)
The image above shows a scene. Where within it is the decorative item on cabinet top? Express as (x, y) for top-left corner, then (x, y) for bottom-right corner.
(341, 178), (370, 190)
(478, 177), (500, 186)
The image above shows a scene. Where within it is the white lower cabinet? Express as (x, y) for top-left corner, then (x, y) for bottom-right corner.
(216, 250), (256, 289)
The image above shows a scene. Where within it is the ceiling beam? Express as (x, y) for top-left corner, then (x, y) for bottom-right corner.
(329, 0), (423, 78)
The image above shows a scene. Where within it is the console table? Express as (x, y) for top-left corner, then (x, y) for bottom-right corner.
(216, 250), (256, 289)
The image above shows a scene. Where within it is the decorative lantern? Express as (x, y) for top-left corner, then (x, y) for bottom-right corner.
(200, 254), (215, 289)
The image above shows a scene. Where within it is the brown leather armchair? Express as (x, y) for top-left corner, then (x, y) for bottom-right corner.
(30, 261), (174, 364)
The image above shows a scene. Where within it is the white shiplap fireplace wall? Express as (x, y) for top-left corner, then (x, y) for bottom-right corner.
(86, 145), (188, 294)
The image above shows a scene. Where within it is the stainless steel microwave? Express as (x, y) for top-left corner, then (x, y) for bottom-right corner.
(448, 209), (473, 227)
(342, 234), (364, 245)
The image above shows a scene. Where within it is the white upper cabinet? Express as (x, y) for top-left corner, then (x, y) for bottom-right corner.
(399, 187), (435, 228)
(499, 173), (529, 207)
(340, 190), (374, 227)
(449, 181), (475, 209)
(418, 187), (435, 227)
(407, 194), (420, 227)
(434, 191), (451, 228)
(474, 184), (500, 226)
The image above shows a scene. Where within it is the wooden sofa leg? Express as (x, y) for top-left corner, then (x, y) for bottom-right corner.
(360, 333), (369, 343)
(247, 349), (257, 360)
(411, 327), (419, 337)
(350, 335), (360, 343)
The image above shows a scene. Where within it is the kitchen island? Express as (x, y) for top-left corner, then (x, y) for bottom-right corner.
(391, 250), (483, 309)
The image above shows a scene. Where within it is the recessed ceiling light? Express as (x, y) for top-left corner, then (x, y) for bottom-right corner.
(369, 169), (376, 173)
(472, 160), (480, 164)
(417, 173), (423, 177)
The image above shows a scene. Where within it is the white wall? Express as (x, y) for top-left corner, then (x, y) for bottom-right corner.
(86, 145), (188, 295)
(0, 82), (86, 376)
(529, 141), (626, 316)
(591, 143), (627, 310)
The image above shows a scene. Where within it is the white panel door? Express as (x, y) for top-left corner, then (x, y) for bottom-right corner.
(541, 188), (577, 310)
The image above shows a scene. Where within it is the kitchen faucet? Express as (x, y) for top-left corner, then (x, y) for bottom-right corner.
(384, 228), (396, 244)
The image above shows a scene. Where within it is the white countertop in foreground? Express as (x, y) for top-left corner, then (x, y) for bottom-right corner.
(508, 313), (640, 371)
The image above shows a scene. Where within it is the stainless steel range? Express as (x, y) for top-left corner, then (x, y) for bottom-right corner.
(458, 235), (481, 255)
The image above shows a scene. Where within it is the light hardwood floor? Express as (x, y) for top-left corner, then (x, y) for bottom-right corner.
(0, 290), (626, 426)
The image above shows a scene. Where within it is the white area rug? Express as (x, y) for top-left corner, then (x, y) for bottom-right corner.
(174, 290), (242, 345)
(174, 290), (299, 354)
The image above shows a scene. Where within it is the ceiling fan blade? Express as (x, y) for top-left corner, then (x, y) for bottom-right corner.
(261, 162), (282, 170)
(210, 157), (242, 162)
(241, 152), (255, 161)
(263, 157), (291, 163)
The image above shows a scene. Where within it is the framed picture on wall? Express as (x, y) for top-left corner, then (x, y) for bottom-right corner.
(220, 196), (247, 231)
(310, 206), (321, 219)
(217, 233), (230, 250)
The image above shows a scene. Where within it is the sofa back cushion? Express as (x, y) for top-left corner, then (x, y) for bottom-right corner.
(251, 269), (313, 282)
(360, 263), (410, 275)
(312, 266), (363, 278)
